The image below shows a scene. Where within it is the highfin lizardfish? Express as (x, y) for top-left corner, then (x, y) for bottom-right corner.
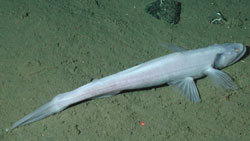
(10, 43), (246, 130)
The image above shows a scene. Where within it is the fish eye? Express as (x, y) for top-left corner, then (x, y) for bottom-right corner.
(235, 48), (239, 52)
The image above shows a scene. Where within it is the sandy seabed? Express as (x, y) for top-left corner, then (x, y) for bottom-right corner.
(0, 0), (250, 140)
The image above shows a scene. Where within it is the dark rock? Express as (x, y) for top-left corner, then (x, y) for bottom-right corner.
(145, 0), (181, 24)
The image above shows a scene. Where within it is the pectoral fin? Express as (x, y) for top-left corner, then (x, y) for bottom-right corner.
(170, 77), (201, 103)
(205, 68), (238, 90)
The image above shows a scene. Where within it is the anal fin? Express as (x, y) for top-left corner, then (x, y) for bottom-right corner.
(93, 91), (120, 99)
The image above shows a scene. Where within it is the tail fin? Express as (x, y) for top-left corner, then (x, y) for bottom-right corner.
(10, 97), (67, 130)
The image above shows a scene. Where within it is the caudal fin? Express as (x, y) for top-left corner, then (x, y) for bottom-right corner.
(10, 98), (66, 130)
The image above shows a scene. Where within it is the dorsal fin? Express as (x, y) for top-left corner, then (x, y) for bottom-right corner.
(159, 42), (187, 53)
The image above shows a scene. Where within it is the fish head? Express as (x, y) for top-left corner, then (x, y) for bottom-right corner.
(214, 43), (246, 69)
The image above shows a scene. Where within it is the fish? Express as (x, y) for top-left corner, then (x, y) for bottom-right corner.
(10, 43), (246, 130)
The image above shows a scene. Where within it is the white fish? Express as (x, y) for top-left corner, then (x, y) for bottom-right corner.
(10, 43), (246, 130)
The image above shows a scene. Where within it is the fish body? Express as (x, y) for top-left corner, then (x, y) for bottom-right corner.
(11, 43), (246, 129)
